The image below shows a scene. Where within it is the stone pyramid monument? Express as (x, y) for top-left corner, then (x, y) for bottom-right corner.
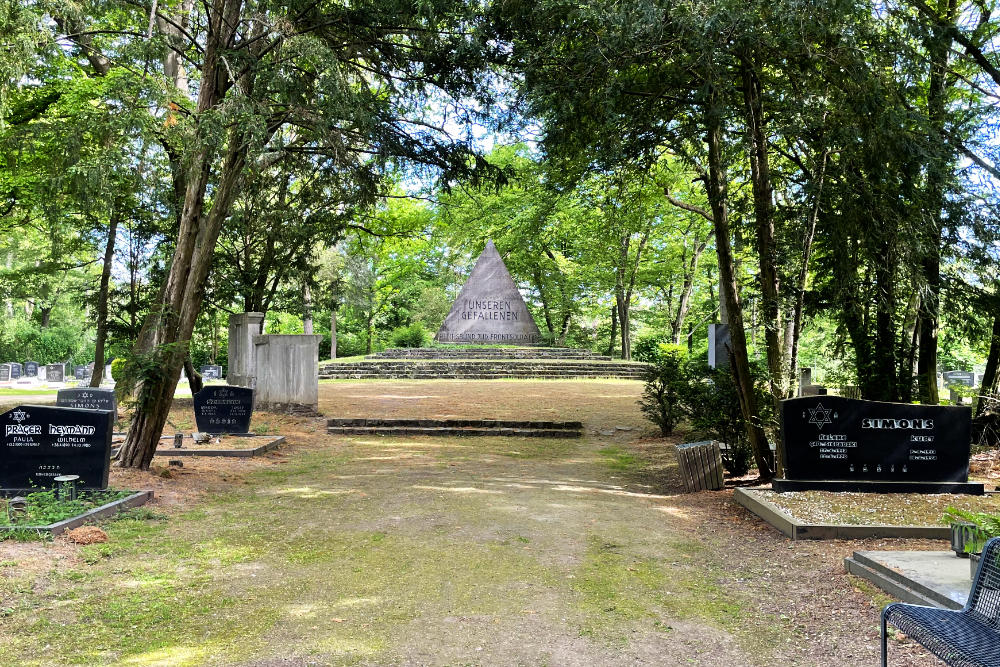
(436, 240), (542, 345)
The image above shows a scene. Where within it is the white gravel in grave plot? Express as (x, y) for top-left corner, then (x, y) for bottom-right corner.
(753, 488), (1000, 526)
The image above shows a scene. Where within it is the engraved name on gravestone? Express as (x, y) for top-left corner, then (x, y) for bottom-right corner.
(57, 388), (117, 416)
(0, 405), (113, 489)
(780, 396), (971, 483)
(24, 361), (39, 377)
(45, 364), (64, 383)
(0, 364), (10, 382)
(193, 385), (254, 434)
(435, 240), (542, 345)
(200, 365), (223, 380)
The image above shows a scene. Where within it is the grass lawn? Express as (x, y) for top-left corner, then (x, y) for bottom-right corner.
(0, 380), (947, 666)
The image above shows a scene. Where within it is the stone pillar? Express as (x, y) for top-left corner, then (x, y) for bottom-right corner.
(253, 334), (322, 415)
(228, 312), (264, 387)
(708, 324), (730, 369)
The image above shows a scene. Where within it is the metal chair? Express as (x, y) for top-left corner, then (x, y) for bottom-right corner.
(882, 536), (1000, 666)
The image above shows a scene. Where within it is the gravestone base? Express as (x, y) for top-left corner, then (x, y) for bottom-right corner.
(772, 479), (984, 495)
(254, 401), (319, 417)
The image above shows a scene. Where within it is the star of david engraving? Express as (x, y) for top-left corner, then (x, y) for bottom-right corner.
(11, 409), (28, 423)
(807, 403), (834, 430)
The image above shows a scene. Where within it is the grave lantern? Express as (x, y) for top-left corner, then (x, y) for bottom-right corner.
(53, 474), (80, 501)
(7, 496), (27, 522)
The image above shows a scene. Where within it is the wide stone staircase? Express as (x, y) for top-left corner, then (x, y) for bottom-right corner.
(327, 417), (584, 438)
(318, 347), (650, 380)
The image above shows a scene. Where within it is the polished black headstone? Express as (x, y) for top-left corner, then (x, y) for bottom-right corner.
(780, 396), (972, 486)
(193, 386), (254, 434)
(74, 366), (89, 380)
(0, 365), (9, 382)
(10, 363), (21, 379)
(0, 404), (113, 489)
(24, 361), (39, 377)
(45, 364), (64, 383)
(57, 388), (117, 415)
(200, 365), (223, 380)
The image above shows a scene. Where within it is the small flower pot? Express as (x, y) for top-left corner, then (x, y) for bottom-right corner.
(952, 522), (976, 558)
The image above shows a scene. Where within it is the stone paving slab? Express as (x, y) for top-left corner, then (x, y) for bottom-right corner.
(844, 550), (971, 610)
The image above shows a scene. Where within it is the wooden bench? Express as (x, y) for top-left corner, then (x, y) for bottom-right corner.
(882, 536), (1000, 666)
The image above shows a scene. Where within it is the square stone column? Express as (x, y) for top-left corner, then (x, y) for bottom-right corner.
(253, 334), (322, 415)
(227, 312), (264, 387)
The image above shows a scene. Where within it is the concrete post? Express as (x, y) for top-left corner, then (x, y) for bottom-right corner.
(228, 312), (264, 387)
(253, 334), (322, 415)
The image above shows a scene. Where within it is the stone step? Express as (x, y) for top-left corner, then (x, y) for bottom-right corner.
(326, 426), (582, 438)
(327, 418), (583, 429)
(317, 357), (650, 381)
(366, 347), (612, 361)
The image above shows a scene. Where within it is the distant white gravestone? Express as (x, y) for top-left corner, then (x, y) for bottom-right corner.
(435, 240), (542, 345)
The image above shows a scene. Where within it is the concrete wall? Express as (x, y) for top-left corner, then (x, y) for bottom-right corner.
(253, 334), (322, 415)
(228, 312), (264, 388)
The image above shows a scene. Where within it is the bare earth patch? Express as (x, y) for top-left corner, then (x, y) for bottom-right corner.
(0, 380), (947, 666)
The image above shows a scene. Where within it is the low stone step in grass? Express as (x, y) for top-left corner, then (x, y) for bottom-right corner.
(0, 488), (154, 538)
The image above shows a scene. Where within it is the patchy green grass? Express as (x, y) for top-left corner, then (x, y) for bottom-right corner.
(0, 388), (58, 397)
(597, 446), (641, 472)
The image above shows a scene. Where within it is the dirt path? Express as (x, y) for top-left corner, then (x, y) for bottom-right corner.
(0, 380), (943, 665)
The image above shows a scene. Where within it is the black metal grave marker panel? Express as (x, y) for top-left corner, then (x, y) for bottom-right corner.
(0, 405), (113, 489)
(193, 386), (254, 434)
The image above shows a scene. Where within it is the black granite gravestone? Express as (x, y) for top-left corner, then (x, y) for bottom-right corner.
(10, 363), (21, 379)
(200, 365), (223, 380)
(57, 388), (117, 416)
(74, 366), (89, 380)
(24, 361), (39, 377)
(45, 364), (65, 383)
(0, 405), (113, 489)
(0, 365), (10, 382)
(193, 386), (254, 434)
(774, 396), (981, 493)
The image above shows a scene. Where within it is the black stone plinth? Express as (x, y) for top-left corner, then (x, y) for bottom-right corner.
(772, 478), (985, 495)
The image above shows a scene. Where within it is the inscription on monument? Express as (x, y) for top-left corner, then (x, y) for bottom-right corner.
(45, 364), (65, 383)
(57, 388), (118, 415)
(781, 396), (971, 483)
(0, 405), (113, 489)
(193, 386), (254, 434)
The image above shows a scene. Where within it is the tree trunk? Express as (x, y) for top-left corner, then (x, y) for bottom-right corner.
(607, 304), (618, 358)
(40, 307), (52, 328)
(741, 54), (784, 409)
(916, 0), (956, 405)
(90, 203), (120, 387)
(118, 0), (252, 470)
(330, 307), (338, 360)
(184, 355), (203, 394)
(671, 232), (710, 345)
(303, 281), (314, 334)
(705, 91), (775, 481)
(976, 311), (1000, 418)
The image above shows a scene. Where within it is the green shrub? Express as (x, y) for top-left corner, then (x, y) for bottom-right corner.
(110, 358), (127, 382)
(944, 508), (1000, 554)
(633, 333), (672, 363)
(636, 350), (774, 477)
(335, 332), (366, 358)
(389, 323), (429, 348)
(681, 362), (757, 477)
(637, 345), (688, 436)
